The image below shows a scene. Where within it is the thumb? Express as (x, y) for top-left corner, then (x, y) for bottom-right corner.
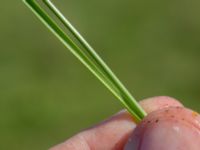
(124, 107), (200, 150)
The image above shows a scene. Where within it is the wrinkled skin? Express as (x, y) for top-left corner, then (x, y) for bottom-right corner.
(50, 96), (200, 150)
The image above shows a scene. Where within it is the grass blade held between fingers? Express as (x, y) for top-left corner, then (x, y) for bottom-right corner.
(42, 0), (146, 120)
(23, 0), (147, 122)
(23, 0), (119, 107)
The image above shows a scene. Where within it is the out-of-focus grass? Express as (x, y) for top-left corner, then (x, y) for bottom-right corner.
(0, 0), (200, 149)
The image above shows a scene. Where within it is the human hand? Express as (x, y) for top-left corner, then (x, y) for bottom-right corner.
(50, 96), (200, 150)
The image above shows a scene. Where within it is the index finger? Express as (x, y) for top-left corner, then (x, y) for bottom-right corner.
(50, 96), (183, 150)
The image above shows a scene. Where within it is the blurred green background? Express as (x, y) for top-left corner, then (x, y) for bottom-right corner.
(1, 0), (200, 149)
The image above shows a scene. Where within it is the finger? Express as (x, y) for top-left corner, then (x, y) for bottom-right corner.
(124, 107), (200, 150)
(139, 96), (183, 113)
(50, 96), (182, 150)
(50, 110), (135, 150)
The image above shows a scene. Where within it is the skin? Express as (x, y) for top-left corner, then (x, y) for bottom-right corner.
(50, 96), (200, 150)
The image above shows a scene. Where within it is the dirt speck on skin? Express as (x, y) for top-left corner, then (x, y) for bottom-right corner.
(192, 111), (199, 118)
(176, 106), (182, 109)
(165, 109), (169, 113)
(170, 115), (175, 118)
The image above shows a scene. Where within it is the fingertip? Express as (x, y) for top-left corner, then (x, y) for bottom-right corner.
(124, 107), (200, 150)
(139, 96), (183, 113)
(49, 96), (185, 150)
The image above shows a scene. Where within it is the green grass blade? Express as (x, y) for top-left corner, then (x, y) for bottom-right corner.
(43, 0), (146, 120)
(22, 0), (121, 104)
(23, 0), (147, 121)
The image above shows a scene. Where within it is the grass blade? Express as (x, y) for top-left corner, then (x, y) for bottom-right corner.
(23, 0), (120, 105)
(23, 0), (147, 122)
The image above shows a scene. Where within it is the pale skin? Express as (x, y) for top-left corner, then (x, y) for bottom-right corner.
(50, 96), (200, 150)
